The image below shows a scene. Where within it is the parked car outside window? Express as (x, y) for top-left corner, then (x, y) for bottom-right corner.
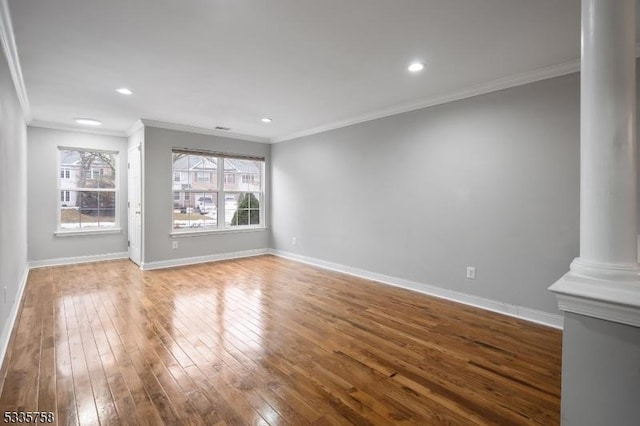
(196, 196), (216, 214)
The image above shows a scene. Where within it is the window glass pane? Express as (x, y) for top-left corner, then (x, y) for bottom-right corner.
(172, 191), (217, 229)
(97, 192), (116, 226)
(224, 159), (261, 191)
(60, 204), (81, 229)
(59, 190), (115, 229)
(60, 150), (116, 189)
(227, 192), (260, 226)
(224, 193), (240, 225)
(173, 154), (219, 191)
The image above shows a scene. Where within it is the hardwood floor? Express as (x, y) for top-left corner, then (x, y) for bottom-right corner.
(0, 255), (561, 425)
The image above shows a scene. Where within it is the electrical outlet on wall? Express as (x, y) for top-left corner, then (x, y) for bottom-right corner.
(466, 266), (476, 280)
(172, 241), (179, 249)
(292, 237), (297, 246)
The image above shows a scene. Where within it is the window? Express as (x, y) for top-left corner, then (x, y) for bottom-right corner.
(172, 150), (264, 231)
(58, 148), (118, 231)
(195, 171), (210, 183)
(89, 168), (104, 179)
(241, 174), (256, 184)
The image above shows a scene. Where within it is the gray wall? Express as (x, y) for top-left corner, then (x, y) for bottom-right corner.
(27, 127), (128, 262)
(561, 313), (640, 425)
(271, 73), (582, 315)
(0, 48), (27, 352)
(142, 126), (270, 264)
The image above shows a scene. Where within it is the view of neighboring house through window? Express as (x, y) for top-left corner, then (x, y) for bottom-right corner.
(58, 148), (118, 230)
(172, 149), (264, 231)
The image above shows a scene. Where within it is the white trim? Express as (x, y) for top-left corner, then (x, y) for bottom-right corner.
(29, 120), (127, 137)
(171, 226), (267, 238)
(269, 249), (563, 329)
(54, 228), (123, 237)
(140, 119), (270, 144)
(549, 272), (640, 327)
(273, 45), (640, 144)
(29, 252), (129, 269)
(125, 119), (144, 137)
(0, 0), (31, 122)
(272, 60), (580, 143)
(0, 264), (29, 374)
(140, 248), (268, 271)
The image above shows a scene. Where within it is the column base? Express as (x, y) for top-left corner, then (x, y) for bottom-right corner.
(549, 267), (640, 327)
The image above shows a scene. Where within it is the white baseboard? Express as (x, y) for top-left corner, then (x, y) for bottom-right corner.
(269, 249), (563, 330)
(140, 248), (269, 270)
(0, 264), (29, 372)
(29, 252), (129, 269)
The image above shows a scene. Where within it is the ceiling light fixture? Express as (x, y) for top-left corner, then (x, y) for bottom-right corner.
(261, 117), (272, 123)
(116, 87), (133, 95)
(408, 62), (425, 72)
(74, 118), (103, 126)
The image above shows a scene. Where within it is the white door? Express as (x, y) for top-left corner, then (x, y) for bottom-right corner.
(128, 145), (142, 265)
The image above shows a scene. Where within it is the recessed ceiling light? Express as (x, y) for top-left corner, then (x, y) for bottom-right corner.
(261, 117), (272, 123)
(116, 87), (133, 95)
(74, 118), (102, 126)
(408, 62), (425, 73)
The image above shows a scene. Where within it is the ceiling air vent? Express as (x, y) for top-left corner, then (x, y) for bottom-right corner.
(215, 126), (231, 131)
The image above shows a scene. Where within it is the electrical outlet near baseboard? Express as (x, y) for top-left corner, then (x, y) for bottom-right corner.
(466, 266), (476, 280)
(292, 237), (297, 246)
(172, 241), (178, 249)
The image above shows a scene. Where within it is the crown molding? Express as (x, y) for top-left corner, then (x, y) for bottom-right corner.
(0, 0), (32, 122)
(274, 43), (640, 143)
(272, 59), (581, 143)
(140, 118), (270, 144)
(125, 119), (144, 137)
(29, 119), (127, 137)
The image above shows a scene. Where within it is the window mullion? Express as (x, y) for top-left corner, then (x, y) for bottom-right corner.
(218, 156), (225, 227)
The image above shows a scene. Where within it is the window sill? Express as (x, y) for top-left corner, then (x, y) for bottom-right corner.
(55, 228), (123, 237)
(171, 226), (267, 238)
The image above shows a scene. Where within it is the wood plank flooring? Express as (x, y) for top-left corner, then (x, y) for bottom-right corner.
(0, 255), (561, 425)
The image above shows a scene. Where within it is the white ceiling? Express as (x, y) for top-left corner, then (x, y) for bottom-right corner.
(5, 0), (633, 142)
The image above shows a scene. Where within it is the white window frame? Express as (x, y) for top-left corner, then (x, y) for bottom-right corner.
(56, 147), (121, 236)
(171, 149), (266, 235)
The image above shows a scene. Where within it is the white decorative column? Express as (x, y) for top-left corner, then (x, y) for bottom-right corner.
(550, 1), (640, 424)
(549, 0), (640, 325)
